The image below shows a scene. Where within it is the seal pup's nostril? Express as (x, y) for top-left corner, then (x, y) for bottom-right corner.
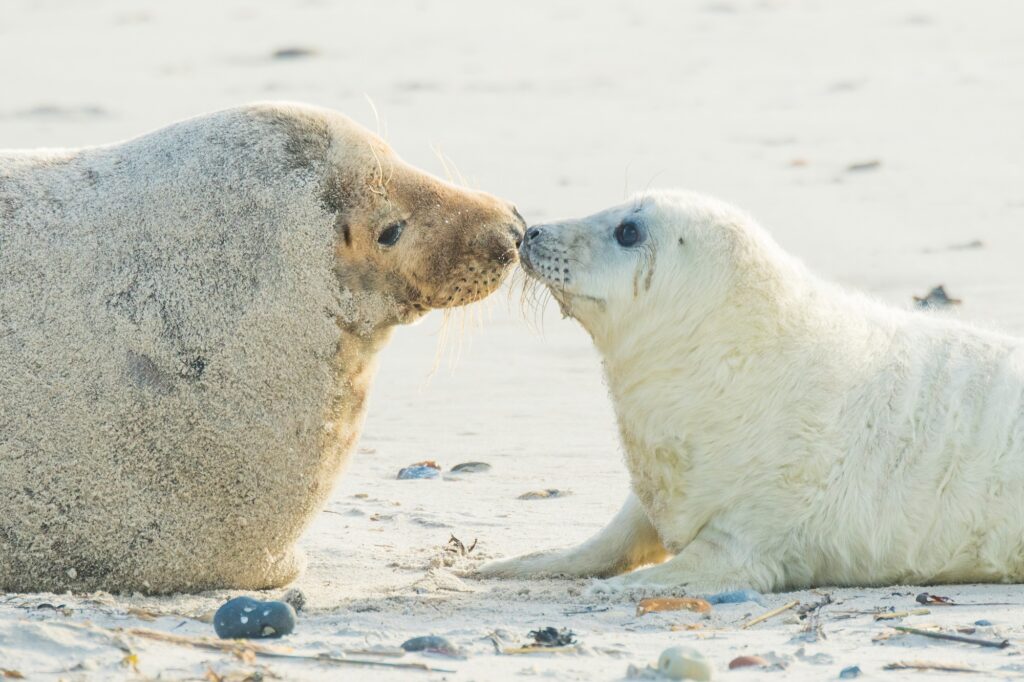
(525, 227), (542, 242)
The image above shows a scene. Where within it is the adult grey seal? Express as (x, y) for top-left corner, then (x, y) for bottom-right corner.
(0, 102), (523, 593)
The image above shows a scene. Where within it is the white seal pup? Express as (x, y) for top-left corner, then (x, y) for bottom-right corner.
(0, 102), (524, 593)
(481, 190), (1024, 593)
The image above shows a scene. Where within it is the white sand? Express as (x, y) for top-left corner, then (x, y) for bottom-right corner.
(3, 0), (1024, 679)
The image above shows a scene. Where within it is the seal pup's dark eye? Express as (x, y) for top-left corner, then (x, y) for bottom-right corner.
(614, 221), (641, 247)
(378, 220), (406, 247)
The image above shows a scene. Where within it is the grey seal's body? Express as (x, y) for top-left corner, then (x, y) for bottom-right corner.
(0, 102), (522, 593)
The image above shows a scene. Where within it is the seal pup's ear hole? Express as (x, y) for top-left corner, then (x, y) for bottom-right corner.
(377, 220), (406, 247)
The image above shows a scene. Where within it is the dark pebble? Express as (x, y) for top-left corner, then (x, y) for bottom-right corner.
(281, 587), (306, 612)
(450, 461), (492, 474)
(214, 596), (296, 639)
(272, 47), (318, 59)
(400, 635), (459, 656)
(518, 489), (569, 500)
(839, 665), (862, 679)
(975, 619), (993, 626)
(398, 465), (440, 480)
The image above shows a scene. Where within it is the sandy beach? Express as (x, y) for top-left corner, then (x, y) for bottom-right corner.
(2, 0), (1024, 679)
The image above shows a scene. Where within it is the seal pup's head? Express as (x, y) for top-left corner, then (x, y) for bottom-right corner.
(519, 190), (801, 348)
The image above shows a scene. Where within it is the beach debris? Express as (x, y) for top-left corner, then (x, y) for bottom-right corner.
(400, 635), (460, 657)
(214, 597), (296, 639)
(797, 593), (833, 617)
(658, 646), (714, 681)
(398, 461), (441, 480)
(703, 589), (765, 606)
(741, 600), (800, 629)
(445, 534), (477, 556)
(528, 627), (576, 647)
(728, 655), (768, 669)
(891, 625), (1010, 649)
(914, 593), (1016, 607)
(450, 461), (491, 474)
(518, 489), (570, 500)
(874, 608), (930, 621)
(1, 670), (25, 679)
(502, 627), (580, 655)
(975, 619), (993, 626)
(795, 646), (834, 665)
(916, 592), (956, 606)
(948, 239), (985, 250)
(281, 588), (306, 613)
(563, 605), (611, 616)
(913, 287), (961, 310)
(637, 597), (711, 616)
(845, 159), (881, 173)
(791, 617), (826, 644)
(271, 47), (318, 60)
(883, 660), (976, 673)
(626, 663), (663, 679)
(52, 620), (453, 673)
(838, 665), (862, 678)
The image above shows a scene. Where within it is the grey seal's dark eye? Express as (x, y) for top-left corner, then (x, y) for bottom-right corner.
(614, 221), (641, 247)
(378, 220), (405, 247)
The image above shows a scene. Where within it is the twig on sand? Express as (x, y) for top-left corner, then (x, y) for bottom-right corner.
(741, 600), (799, 629)
(46, 620), (455, 673)
(503, 645), (580, 655)
(883, 660), (979, 673)
(891, 626), (1010, 649)
(874, 609), (930, 621)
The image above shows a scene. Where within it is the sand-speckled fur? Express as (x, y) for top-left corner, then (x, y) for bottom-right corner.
(0, 102), (522, 593)
(482, 190), (1024, 594)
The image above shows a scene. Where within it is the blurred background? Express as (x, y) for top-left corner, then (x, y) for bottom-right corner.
(2, 0), (1023, 596)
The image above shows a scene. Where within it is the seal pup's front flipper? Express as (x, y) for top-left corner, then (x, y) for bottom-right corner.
(476, 493), (669, 579)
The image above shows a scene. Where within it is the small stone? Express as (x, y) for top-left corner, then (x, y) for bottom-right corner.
(517, 489), (570, 500)
(400, 635), (460, 656)
(839, 665), (862, 679)
(845, 159), (881, 172)
(914, 285), (961, 310)
(729, 655), (767, 669)
(398, 465), (440, 480)
(450, 461), (491, 474)
(214, 597), (296, 639)
(658, 646), (713, 681)
(975, 619), (993, 626)
(281, 587), (306, 613)
(271, 47), (318, 59)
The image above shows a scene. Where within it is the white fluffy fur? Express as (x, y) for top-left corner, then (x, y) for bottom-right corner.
(481, 190), (1024, 594)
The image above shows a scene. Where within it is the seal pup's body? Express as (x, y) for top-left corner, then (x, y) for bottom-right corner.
(482, 191), (1024, 593)
(0, 103), (523, 593)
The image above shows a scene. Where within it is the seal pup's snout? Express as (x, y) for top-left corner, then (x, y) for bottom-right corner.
(520, 224), (549, 269)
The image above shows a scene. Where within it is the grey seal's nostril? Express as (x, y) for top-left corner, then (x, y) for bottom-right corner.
(507, 223), (524, 248)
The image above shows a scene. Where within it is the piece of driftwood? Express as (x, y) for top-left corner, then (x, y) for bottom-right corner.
(891, 626), (1010, 649)
(741, 600), (800, 629)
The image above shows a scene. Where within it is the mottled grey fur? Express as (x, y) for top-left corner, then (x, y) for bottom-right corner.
(0, 102), (519, 593)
